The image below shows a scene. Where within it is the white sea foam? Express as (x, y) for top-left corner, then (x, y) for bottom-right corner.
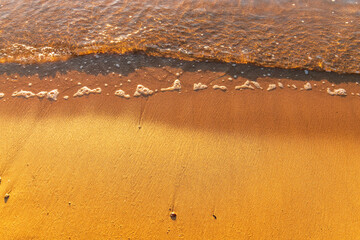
(193, 83), (208, 91)
(212, 85), (227, 91)
(12, 90), (36, 98)
(134, 84), (154, 96)
(115, 89), (130, 99)
(12, 89), (59, 100)
(36, 91), (48, 98)
(304, 82), (312, 90)
(74, 86), (102, 97)
(47, 89), (59, 100)
(251, 81), (263, 89)
(327, 88), (347, 96)
(161, 79), (181, 92)
(235, 80), (255, 90)
(267, 84), (276, 91)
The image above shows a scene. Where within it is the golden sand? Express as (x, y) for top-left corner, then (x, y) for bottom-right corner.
(0, 57), (360, 239)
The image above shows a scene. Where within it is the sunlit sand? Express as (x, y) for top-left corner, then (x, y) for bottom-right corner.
(0, 55), (360, 239)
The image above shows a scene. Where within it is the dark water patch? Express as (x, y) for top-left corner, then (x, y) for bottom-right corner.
(0, 53), (358, 84)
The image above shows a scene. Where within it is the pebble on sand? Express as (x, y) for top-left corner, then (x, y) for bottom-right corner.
(4, 193), (9, 202)
(170, 212), (177, 220)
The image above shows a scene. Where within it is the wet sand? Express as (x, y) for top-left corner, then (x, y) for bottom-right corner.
(1, 55), (360, 239)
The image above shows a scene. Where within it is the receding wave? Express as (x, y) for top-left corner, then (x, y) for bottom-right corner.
(0, 0), (359, 73)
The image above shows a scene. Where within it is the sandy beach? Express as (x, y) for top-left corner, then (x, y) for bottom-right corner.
(0, 55), (360, 239)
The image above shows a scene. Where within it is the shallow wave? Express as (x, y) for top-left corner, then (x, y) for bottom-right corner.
(0, 0), (359, 73)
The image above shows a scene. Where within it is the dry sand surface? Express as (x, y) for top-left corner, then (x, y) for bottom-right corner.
(0, 55), (360, 239)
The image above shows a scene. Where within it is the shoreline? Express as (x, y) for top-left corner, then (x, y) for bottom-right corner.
(0, 54), (359, 136)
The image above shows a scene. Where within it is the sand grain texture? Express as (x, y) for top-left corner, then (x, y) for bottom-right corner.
(0, 56), (360, 239)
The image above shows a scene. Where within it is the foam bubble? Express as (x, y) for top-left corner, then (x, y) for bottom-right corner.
(193, 83), (208, 91)
(74, 86), (102, 97)
(235, 80), (255, 90)
(134, 84), (154, 97)
(115, 89), (131, 99)
(161, 79), (181, 92)
(327, 88), (347, 96)
(0, 93), (4, 98)
(304, 82), (312, 90)
(267, 84), (276, 91)
(212, 85), (227, 91)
